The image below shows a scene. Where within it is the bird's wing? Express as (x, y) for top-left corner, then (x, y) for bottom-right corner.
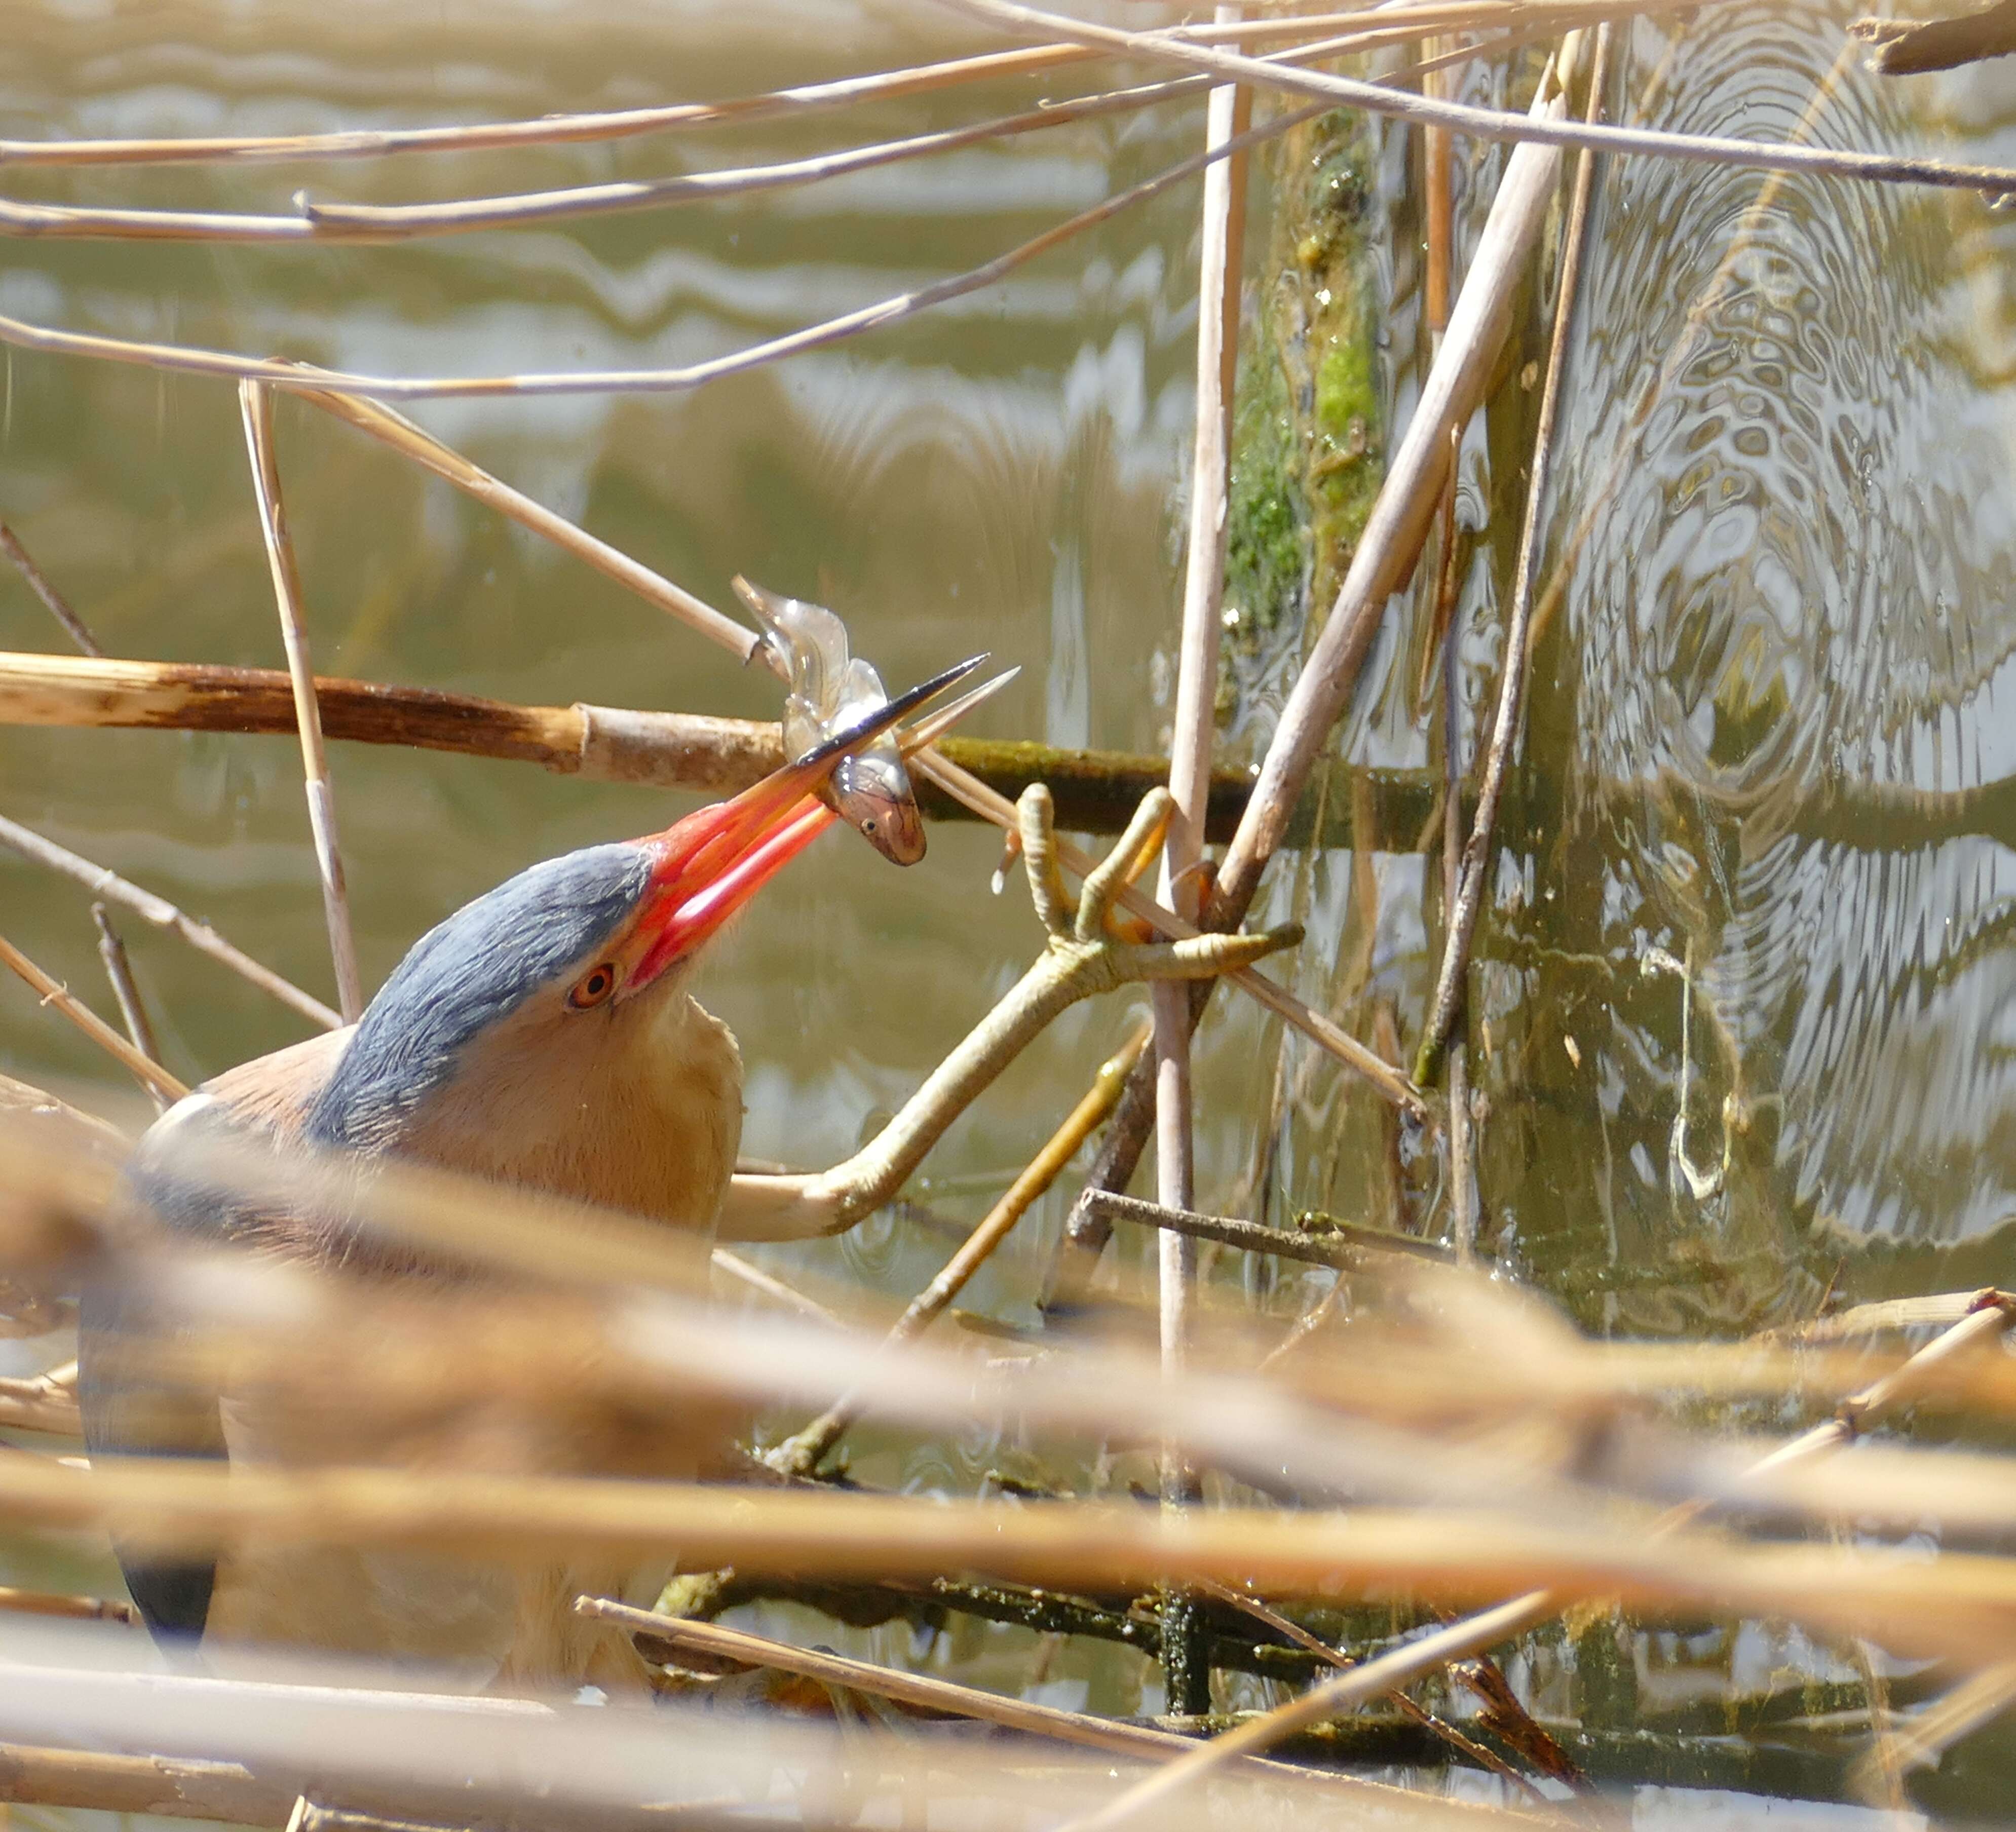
(79, 1028), (352, 1645)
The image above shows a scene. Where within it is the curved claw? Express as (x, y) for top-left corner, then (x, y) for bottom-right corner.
(1076, 788), (1172, 942)
(1016, 784), (1073, 939)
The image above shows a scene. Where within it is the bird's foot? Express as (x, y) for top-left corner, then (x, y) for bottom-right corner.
(1014, 784), (1301, 998)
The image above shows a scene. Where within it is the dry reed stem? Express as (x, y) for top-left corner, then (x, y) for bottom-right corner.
(0, 524), (103, 656)
(1078, 1190), (1455, 1269)
(0, 1740), (296, 1826)
(941, 0), (2016, 193)
(1032, 43), (1571, 1289)
(1060, 1292), (2016, 1829)
(300, 393), (760, 661)
(4, 82), (1209, 245)
(0, 811), (339, 1029)
(0, 44), (1100, 167)
(89, 905), (167, 1115)
(1416, 26), (1608, 1086)
(0, 3), (1642, 182)
(0, 929), (188, 1102)
(238, 381), (362, 1023)
(709, 1248), (847, 1328)
(0, 1583), (135, 1625)
(10, 1456), (2016, 1658)
(1207, 67), (1568, 934)
(0, 650), (1194, 829)
(578, 1596), (1398, 1795)
(769, 1021), (1150, 1476)
(0, 96), (1317, 400)
(1152, 1), (1249, 1714)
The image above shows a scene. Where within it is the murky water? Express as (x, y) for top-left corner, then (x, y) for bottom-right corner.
(1, 0), (2013, 1819)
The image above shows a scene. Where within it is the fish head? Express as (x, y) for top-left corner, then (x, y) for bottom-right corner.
(829, 745), (927, 865)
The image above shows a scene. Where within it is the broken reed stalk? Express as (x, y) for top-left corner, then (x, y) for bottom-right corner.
(1042, 59), (1565, 1311)
(89, 906), (166, 1115)
(238, 381), (362, 1023)
(0, 810), (339, 1029)
(1060, 1291), (2016, 1832)
(1075, 1190), (1455, 1270)
(0, 929), (187, 1103)
(577, 1596), (1380, 1792)
(0, 524), (103, 656)
(1417, 27), (1607, 1087)
(768, 1022), (1150, 1477)
(1152, 2), (1248, 1719)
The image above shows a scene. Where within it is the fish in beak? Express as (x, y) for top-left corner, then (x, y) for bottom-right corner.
(621, 654), (988, 991)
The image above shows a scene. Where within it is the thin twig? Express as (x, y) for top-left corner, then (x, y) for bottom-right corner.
(238, 381), (362, 1023)
(1416, 28), (1608, 1086)
(1077, 1190), (1456, 1269)
(0, 1), (1671, 171)
(708, 1249), (847, 1329)
(0, 525), (102, 656)
(767, 1021), (1151, 1476)
(90, 905), (167, 1115)
(0, 89), (1317, 402)
(0, 10), (1632, 246)
(0, 928), (188, 1101)
(1196, 1580), (1555, 1805)
(937, 0), (2016, 194)
(8, 79), (1213, 246)
(0, 44), (1099, 167)
(1056, 1292), (2016, 1831)
(0, 810), (338, 1029)
(300, 393), (759, 662)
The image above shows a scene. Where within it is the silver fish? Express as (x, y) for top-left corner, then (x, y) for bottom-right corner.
(732, 577), (928, 865)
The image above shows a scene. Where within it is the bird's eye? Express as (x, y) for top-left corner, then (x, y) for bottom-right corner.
(568, 963), (618, 1009)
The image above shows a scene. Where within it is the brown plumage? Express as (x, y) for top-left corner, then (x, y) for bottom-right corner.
(79, 733), (888, 1693)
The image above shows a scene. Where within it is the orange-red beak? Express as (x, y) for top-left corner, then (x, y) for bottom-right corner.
(624, 652), (987, 989)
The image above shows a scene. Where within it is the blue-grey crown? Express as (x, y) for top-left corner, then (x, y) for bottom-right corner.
(309, 842), (653, 1153)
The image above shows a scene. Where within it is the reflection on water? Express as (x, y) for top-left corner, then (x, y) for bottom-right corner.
(3, 0), (2016, 1813)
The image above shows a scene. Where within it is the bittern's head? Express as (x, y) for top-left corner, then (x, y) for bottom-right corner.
(307, 657), (984, 1154)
